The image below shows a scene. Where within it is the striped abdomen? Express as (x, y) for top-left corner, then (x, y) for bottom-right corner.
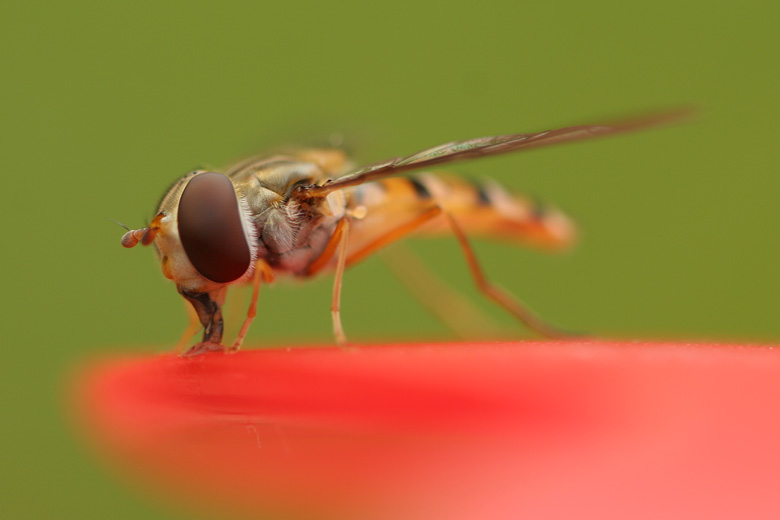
(345, 173), (576, 253)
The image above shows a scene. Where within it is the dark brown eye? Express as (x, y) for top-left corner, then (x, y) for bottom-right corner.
(178, 172), (251, 283)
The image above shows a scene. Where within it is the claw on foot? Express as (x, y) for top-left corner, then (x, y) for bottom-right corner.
(182, 342), (226, 358)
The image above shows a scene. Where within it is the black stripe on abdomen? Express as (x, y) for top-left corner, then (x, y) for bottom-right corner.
(408, 177), (432, 200)
(465, 178), (491, 206)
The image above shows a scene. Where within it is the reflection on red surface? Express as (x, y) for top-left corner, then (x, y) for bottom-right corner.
(72, 341), (780, 519)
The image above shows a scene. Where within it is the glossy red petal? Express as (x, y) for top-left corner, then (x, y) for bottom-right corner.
(71, 341), (780, 519)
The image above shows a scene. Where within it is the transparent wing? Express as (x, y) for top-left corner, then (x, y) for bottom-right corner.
(301, 108), (691, 197)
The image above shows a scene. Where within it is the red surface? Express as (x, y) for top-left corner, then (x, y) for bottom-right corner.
(71, 341), (780, 519)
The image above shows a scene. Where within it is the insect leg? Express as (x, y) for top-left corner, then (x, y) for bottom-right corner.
(305, 217), (351, 276)
(345, 205), (443, 268)
(331, 218), (351, 346)
(380, 243), (506, 339)
(177, 286), (228, 356)
(230, 260), (273, 352)
(306, 206), (446, 345)
(443, 211), (576, 339)
(304, 218), (352, 344)
(306, 205), (443, 277)
(174, 301), (202, 354)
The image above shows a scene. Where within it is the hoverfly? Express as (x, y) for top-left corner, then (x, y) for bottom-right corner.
(121, 110), (685, 356)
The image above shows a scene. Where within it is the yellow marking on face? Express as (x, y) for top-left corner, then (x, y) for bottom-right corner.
(161, 255), (173, 280)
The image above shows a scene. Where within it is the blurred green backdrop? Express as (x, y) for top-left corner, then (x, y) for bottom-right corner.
(2, 0), (779, 518)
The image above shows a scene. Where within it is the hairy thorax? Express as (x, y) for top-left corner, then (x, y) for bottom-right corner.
(230, 157), (346, 277)
(253, 200), (340, 275)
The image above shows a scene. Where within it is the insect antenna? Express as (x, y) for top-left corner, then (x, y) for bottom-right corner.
(109, 218), (132, 231)
(115, 214), (164, 248)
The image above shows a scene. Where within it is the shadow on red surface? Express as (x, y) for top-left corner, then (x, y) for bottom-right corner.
(71, 341), (780, 519)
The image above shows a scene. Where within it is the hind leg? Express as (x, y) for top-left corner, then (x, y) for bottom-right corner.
(443, 211), (577, 339)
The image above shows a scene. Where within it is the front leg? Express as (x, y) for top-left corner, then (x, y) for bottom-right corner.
(177, 286), (226, 356)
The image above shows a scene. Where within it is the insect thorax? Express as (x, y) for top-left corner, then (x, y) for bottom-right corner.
(230, 158), (343, 276)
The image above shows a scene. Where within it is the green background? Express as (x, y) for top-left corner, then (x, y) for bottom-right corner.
(2, 0), (778, 518)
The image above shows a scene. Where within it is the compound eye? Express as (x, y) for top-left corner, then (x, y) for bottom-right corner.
(178, 172), (251, 283)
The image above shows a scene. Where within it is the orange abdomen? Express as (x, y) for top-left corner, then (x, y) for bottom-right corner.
(346, 173), (576, 252)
